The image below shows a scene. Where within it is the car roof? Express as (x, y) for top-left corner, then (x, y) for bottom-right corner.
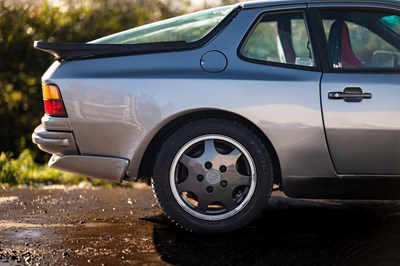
(242, 0), (400, 9)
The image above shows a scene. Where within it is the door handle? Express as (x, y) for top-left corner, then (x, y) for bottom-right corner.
(328, 87), (372, 102)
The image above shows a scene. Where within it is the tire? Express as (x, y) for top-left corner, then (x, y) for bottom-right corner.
(152, 118), (273, 233)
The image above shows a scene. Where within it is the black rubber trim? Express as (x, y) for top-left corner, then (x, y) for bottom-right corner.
(306, 8), (331, 73)
(283, 176), (400, 200)
(34, 5), (243, 60)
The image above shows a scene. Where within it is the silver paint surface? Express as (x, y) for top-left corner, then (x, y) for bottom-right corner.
(32, 125), (78, 155)
(322, 73), (400, 175)
(35, 0), (399, 184)
(49, 155), (129, 182)
(200, 50), (228, 73)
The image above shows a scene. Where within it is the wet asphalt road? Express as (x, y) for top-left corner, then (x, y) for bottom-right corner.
(1, 184), (400, 266)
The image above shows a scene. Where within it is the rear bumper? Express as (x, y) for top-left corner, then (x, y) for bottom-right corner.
(32, 125), (79, 155)
(49, 155), (129, 183)
(32, 115), (129, 182)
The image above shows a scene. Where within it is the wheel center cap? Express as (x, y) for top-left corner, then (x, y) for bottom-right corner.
(206, 169), (221, 185)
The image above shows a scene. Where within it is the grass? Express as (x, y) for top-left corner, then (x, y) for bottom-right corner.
(0, 149), (120, 187)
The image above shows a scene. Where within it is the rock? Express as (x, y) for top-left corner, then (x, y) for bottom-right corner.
(78, 181), (93, 189)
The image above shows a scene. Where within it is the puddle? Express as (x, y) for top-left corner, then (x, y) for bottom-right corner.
(0, 221), (74, 229)
(81, 222), (114, 228)
(0, 261), (18, 266)
(15, 229), (42, 239)
(0, 197), (18, 204)
(2, 187), (399, 265)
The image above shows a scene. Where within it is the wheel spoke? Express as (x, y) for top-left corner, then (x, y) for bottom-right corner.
(197, 197), (209, 213)
(202, 139), (218, 159)
(176, 175), (201, 194)
(224, 171), (251, 194)
(207, 186), (237, 212)
(225, 147), (242, 166)
(222, 196), (237, 211)
(179, 154), (198, 169)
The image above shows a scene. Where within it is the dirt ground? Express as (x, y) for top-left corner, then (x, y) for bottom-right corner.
(1, 184), (400, 266)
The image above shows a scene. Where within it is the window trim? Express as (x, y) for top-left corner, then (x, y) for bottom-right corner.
(314, 6), (400, 74)
(237, 9), (320, 72)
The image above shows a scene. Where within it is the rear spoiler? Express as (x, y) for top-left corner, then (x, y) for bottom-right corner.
(33, 41), (188, 60)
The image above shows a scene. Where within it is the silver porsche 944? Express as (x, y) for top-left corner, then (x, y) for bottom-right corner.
(33, 0), (400, 233)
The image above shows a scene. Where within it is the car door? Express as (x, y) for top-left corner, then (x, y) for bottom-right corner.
(313, 4), (400, 175)
(235, 6), (337, 178)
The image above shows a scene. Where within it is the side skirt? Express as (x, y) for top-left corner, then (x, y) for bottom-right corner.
(283, 176), (400, 200)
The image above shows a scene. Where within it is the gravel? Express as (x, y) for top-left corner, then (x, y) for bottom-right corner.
(1, 185), (400, 265)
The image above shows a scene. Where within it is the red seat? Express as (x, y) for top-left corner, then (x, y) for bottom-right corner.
(328, 20), (363, 68)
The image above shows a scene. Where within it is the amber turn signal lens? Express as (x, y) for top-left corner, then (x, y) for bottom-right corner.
(42, 84), (67, 117)
(42, 84), (61, 100)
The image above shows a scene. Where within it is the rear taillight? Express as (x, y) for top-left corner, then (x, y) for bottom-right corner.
(42, 84), (67, 117)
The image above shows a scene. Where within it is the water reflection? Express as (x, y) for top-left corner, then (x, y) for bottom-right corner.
(149, 194), (400, 265)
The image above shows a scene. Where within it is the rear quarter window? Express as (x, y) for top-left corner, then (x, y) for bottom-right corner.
(91, 5), (236, 45)
(240, 11), (315, 68)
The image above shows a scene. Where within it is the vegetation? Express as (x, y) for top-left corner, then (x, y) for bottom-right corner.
(0, 0), (239, 186)
(0, 0), (188, 185)
(0, 149), (116, 187)
(0, 0), (188, 162)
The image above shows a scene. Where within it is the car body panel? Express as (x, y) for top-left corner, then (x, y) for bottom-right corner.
(49, 155), (129, 182)
(32, 125), (78, 156)
(45, 63), (334, 180)
(41, 115), (72, 131)
(243, 0), (400, 12)
(34, 0), (400, 199)
(322, 73), (400, 175)
(307, 0), (400, 9)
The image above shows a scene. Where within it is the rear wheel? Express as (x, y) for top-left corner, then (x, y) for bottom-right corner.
(152, 118), (273, 233)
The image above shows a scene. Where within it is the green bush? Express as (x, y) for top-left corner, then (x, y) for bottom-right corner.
(0, 0), (187, 186)
(0, 0), (187, 163)
(0, 152), (18, 185)
(0, 149), (115, 187)
(0, 0), (237, 186)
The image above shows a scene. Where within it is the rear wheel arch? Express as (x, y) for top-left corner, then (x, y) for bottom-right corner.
(137, 110), (282, 186)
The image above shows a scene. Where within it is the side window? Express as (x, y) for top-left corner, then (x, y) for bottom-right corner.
(320, 10), (400, 69)
(240, 12), (315, 67)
